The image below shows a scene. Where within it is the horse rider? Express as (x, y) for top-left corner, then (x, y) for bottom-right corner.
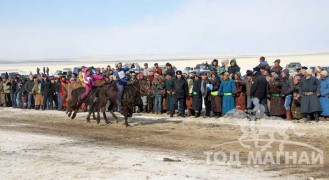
(114, 62), (130, 104)
(79, 67), (103, 102)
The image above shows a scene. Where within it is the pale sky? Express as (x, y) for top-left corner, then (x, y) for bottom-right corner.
(0, 0), (328, 59)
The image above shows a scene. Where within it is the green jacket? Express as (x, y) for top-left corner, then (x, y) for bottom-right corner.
(3, 81), (11, 94)
(32, 84), (42, 94)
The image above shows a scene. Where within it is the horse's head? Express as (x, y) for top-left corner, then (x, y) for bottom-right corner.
(137, 79), (151, 95)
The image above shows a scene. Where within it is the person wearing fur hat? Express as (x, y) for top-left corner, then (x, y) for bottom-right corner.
(163, 71), (173, 114)
(207, 72), (222, 117)
(291, 76), (302, 120)
(191, 72), (202, 117)
(281, 69), (294, 120)
(236, 70), (254, 110)
(319, 70), (329, 119)
(233, 72), (247, 112)
(272, 59), (283, 73)
(299, 69), (322, 122)
(267, 71), (286, 117)
(170, 70), (188, 118)
(41, 74), (53, 110)
(210, 59), (220, 75)
(152, 74), (164, 114)
(228, 58), (240, 80)
(184, 70), (194, 116)
(248, 67), (268, 121)
(218, 72), (236, 115)
(314, 66), (322, 79)
(26, 75), (35, 109)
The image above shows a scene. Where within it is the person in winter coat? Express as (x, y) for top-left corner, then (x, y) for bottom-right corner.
(236, 70), (253, 110)
(233, 72), (246, 112)
(228, 59), (240, 80)
(184, 71), (194, 116)
(299, 69), (322, 122)
(192, 73), (202, 118)
(291, 76), (302, 120)
(32, 79), (43, 110)
(218, 72), (236, 115)
(319, 71), (329, 119)
(271, 59), (283, 73)
(210, 59), (221, 75)
(164, 71), (173, 114)
(3, 77), (12, 107)
(50, 78), (58, 109)
(267, 71), (285, 117)
(80, 67), (103, 101)
(199, 73), (211, 118)
(16, 78), (25, 108)
(152, 76), (164, 114)
(249, 67), (268, 121)
(41, 75), (53, 110)
(114, 62), (130, 105)
(208, 72), (222, 118)
(26, 75), (35, 109)
(281, 69), (294, 120)
(170, 70), (188, 118)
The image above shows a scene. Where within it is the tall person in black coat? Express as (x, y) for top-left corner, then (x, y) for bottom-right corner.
(170, 70), (189, 118)
(299, 69), (322, 122)
(192, 74), (202, 118)
(249, 67), (268, 120)
(41, 75), (53, 110)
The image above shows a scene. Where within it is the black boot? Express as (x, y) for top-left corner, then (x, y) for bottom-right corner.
(170, 111), (174, 118)
(314, 112), (320, 122)
(180, 110), (185, 118)
(303, 113), (310, 123)
(195, 111), (201, 118)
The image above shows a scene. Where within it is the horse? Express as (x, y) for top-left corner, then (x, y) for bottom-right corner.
(120, 79), (150, 127)
(86, 82), (118, 124)
(64, 81), (84, 117)
(69, 80), (118, 124)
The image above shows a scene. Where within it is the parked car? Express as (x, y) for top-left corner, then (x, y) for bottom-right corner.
(194, 64), (210, 75)
(285, 62), (302, 72)
(54, 70), (63, 76)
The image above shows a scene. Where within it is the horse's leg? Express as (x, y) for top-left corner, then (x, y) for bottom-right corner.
(103, 110), (110, 124)
(86, 110), (92, 123)
(93, 112), (96, 120)
(96, 110), (101, 124)
(108, 102), (118, 122)
(71, 101), (82, 119)
(124, 115), (130, 127)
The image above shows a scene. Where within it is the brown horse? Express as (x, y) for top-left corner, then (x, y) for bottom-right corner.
(86, 82), (118, 124)
(64, 81), (84, 117)
(121, 79), (150, 127)
(70, 80), (118, 124)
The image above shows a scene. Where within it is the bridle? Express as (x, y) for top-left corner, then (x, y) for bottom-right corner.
(131, 80), (150, 95)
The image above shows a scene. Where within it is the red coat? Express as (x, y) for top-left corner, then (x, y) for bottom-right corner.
(60, 80), (70, 107)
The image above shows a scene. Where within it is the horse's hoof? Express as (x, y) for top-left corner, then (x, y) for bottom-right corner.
(125, 123), (131, 127)
(105, 121), (112, 124)
(97, 120), (100, 124)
